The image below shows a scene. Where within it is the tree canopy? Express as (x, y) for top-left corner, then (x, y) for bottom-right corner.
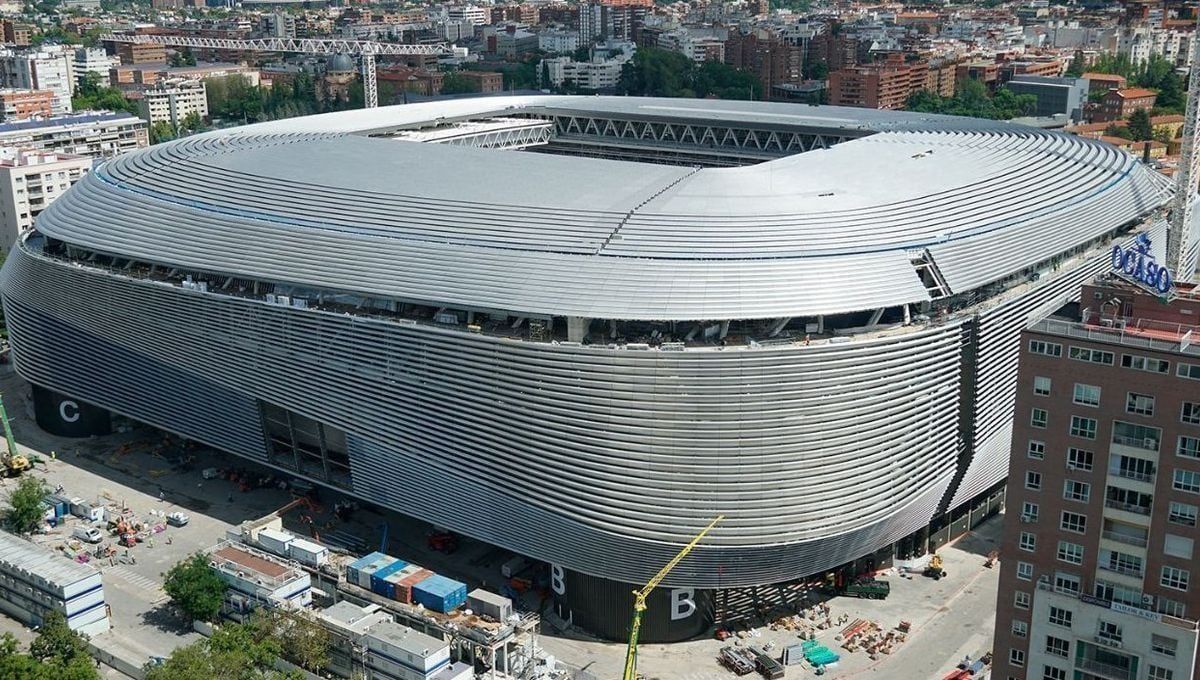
(905, 79), (1038, 120)
(71, 72), (137, 116)
(144, 617), (307, 680)
(5, 475), (48, 535)
(0, 612), (99, 680)
(1127, 108), (1154, 141)
(162, 553), (226, 623)
(617, 47), (759, 100)
(1084, 54), (1185, 113)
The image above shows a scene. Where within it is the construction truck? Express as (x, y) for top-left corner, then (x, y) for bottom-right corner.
(0, 396), (29, 477)
(844, 578), (891, 600)
(924, 553), (946, 580)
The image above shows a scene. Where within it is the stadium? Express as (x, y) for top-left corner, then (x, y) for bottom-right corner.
(1, 96), (1194, 641)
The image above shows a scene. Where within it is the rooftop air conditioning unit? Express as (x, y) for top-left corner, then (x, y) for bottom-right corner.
(1020, 514), (1034, 523)
(1144, 438), (1158, 449)
(1142, 594), (1154, 606)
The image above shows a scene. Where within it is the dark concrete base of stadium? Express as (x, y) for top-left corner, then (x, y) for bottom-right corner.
(32, 384), (112, 438)
(552, 482), (1006, 643)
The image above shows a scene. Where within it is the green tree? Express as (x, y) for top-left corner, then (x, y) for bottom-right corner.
(617, 48), (759, 100)
(1105, 123), (1133, 140)
(1065, 50), (1085, 78)
(0, 623), (99, 680)
(162, 553), (226, 622)
(441, 70), (478, 95)
(249, 609), (329, 673)
(5, 475), (47, 534)
(178, 111), (205, 135)
(149, 121), (176, 145)
(1127, 108), (1153, 141)
(905, 80), (1037, 120)
(143, 620), (296, 680)
(71, 72), (137, 115)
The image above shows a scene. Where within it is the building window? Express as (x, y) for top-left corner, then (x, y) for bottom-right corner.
(1148, 666), (1174, 680)
(1008, 649), (1025, 668)
(1044, 635), (1069, 658)
(1048, 606), (1072, 627)
(1067, 448), (1093, 471)
(1033, 376), (1051, 396)
(1017, 561), (1033, 581)
(1173, 469), (1200, 494)
(1178, 362), (1200, 380)
(1168, 501), (1197, 527)
(1073, 384), (1101, 407)
(1151, 634), (1177, 657)
(1032, 408), (1048, 429)
(1022, 501), (1039, 522)
(1011, 620), (1028, 638)
(1063, 480), (1089, 503)
(1019, 532), (1036, 552)
(1056, 541), (1083, 565)
(1069, 416), (1096, 439)
(1124, 354), (1169, 373)
(1156, 597), (1186, 618)
(1053, 572), (1081, 594)
(1028, 441), (1045, 460)
(1161, 566), (1190, 591)
(1030, 340), (1062, 357)
(1014, 591), (1031, 610)
(1042, 666), (1067, 680)
(1178, 436), (1200, 459)
(1026, 471), (1042, 491)
(1126, 392), (1155, 416)
(1097, 620), (1122, 645)
(1070, 347), (1114, 364)
(1100, 549), (1143, 578)
(1165, 534), (1194, 560)
(1060, 511), (1086, 534)
(1183, 402), (1200, 425)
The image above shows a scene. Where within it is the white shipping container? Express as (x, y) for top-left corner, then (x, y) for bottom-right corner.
(288, 538), (328, 566)
(257, 528), (295, 556)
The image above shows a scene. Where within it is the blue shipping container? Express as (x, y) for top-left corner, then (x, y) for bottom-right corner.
(370, 560), (409, 598)
(412, 574), (468, 613)
(346, 551), (391, 585)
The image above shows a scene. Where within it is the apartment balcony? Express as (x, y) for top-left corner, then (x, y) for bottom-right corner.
(1077, 657), (1135, 680)
(1111, 434), (1159, 452)
(1103, 498), (1151, 516)
(1110, 468), (1155, 484)
(1097, 562), (1144, 579)
(1100, 530), (1148, 548)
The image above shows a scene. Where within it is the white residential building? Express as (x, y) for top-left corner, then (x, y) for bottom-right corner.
(0, 112), (147, 159)
(539, 30), (579, 54)
(138, 79), (208, 127)
(0, 147), (89, 252)
(446, 5), (487, 26)
(72, 47), (117, 89)
(543, 55), (629, 91)
(0, 47), (75, 115)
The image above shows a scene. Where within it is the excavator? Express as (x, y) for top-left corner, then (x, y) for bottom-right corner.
(0, 396), (29, 477)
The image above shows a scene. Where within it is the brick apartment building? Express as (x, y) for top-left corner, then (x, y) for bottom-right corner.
(1, 21), (31, 47)
(725, 30), (804, 100)
(1095, 88), (1159, 123)
(377, 67), (443, 98)
(992, 269), (1200, 680)
(1084, 72), (1129, 95)
(115, 42), (167, 66)
(828, 61), (924, 109)
(0, 89), (53, 121)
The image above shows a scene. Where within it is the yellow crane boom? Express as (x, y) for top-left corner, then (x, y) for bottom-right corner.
(622, 514), (723, 680)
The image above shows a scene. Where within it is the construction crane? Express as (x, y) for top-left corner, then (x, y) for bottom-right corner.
(1169, 28), (1200, 282)
(101, 33), (451, 109)
(0, 396), (28, 477)
(622, 514), (723, 680)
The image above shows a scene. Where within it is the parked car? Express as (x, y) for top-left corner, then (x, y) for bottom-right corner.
(72, 526), (103, 543)
(166, 512), (189, 527)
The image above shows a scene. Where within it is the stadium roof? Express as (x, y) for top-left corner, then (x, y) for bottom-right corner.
(36, 95), (1173, 321)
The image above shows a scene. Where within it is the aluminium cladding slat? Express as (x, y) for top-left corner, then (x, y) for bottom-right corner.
(3, 247), (967, 586)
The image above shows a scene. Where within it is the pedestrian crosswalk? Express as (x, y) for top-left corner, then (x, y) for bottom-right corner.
(104, 566), (164, 598)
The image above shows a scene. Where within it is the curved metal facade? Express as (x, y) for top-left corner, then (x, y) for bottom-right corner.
(0, 96), (1177, 590)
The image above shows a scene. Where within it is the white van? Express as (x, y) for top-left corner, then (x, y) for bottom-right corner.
(72, 526), (103, 543)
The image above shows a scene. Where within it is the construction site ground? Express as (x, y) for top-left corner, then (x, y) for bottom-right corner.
(539, 518), (1003, 680)
(0, 368), (1002, 679)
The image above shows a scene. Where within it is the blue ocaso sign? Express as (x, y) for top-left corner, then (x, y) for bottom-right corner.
(1112, 233), (1172, 295)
